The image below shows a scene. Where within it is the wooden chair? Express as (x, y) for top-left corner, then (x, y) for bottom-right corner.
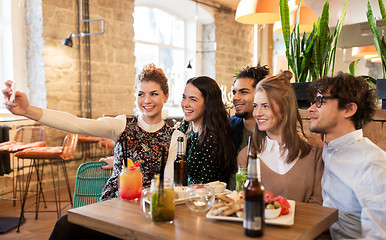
(14, 134), (78, 232)
(72, 161), (112, 208)
(78, 135), (112, 161)
(0, 127), (46, 205)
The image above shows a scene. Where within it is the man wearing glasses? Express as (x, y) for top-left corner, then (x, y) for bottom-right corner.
(308, 73), (386, 240)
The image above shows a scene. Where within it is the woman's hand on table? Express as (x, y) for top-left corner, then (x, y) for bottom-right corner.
(100, 156), (114, 169)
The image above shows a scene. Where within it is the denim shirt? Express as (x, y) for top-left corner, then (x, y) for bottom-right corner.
(322, 130), (386, 240)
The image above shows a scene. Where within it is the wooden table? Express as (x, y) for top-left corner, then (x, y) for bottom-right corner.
(68, 198), (338, 240)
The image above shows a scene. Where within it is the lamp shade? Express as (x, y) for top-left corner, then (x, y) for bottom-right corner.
(364, 54), (379, 60)
(371, 57), (382, 63)
(235, 0), (280, 25)
(274, 5), (317, 33)
(352, 45), (378, 57)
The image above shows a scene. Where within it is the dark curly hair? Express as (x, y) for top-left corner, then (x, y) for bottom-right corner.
(309, 72), (378, 129)
(233, 65), (270, 88)
(136, 63), (169, 95)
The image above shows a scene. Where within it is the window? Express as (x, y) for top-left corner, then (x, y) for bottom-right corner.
(0, 0), (13, 90)
(133, 1), (215, 116)
(134, 6), (185, 106)
(0, 0), (29, 113)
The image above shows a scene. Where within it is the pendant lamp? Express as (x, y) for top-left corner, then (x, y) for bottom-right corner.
(273, 0), (317, 33)
(371, 57), (382, 63)
(235, 0), (280, 25)
(351, 45), (378, 57)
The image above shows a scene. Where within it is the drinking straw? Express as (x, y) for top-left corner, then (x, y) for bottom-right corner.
(158, 147), (166, 203)
(246, 136), (251, 167)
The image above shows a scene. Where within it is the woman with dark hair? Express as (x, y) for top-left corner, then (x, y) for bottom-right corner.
(239, 71), (323, 204)
(180, 76), (235, 184)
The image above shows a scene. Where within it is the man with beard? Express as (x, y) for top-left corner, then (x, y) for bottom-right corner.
(230, 65), (269, 168)
(308, 73), (386, 240)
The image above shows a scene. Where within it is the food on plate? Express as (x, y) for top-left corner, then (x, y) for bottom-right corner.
(209, 190), (290, 220)
(264, 190), (274, 202)
(264, 191), (290, 217)
(211, 200), (243, 217)
(273, 195), (291, 216)
(264, 199), (282, 219)
(209, 191), (244, 217)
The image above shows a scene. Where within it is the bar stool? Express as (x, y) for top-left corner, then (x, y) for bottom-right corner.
(0, 127), (46, 205)
(78, 135), (101, 161)
(14, 134), (78, 232)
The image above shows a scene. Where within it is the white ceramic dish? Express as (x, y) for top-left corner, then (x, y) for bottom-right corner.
(206, 200), (296, 226)
(206, 181), (227, 194)
(265, 206), (282, 219)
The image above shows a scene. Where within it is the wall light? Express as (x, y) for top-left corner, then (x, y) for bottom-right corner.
(62, 0), (104, 47)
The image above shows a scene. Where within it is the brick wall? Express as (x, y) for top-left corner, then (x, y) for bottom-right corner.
(214, 9), (254, 87)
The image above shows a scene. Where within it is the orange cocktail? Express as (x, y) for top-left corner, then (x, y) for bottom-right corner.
(120, 161), (143, 200)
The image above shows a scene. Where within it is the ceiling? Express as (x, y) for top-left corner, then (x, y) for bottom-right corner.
(211, 0), (383, 26)
(211, 0), (239, 10)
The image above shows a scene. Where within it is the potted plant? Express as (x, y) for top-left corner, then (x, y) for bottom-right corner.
(367, 0), (386, 108)
(279, 0), (347, 108)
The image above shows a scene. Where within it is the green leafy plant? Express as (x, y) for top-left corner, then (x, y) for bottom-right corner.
(346, 60), (377, 89)
(366, 0), (386, 78)
(280, 0), (347, 82)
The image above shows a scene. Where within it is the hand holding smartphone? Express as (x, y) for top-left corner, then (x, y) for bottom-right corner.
(10, 83), (15, 102)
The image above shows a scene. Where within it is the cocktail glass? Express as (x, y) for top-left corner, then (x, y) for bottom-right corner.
(119, 163), (143, 200)
(141, 178), (175, 223)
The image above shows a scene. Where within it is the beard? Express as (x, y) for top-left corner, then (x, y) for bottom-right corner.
(235, 111), (249, 119)
(309, 125), (324, 134)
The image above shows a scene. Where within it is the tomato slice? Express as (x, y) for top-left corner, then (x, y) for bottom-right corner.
(273, 195), (290, 216)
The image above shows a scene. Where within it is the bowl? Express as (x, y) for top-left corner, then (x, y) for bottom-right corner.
(174, 186), (187, 199)
(185, 185), (215, 212)
(264, 206), (282, 219)
(206, 181), (227, 194)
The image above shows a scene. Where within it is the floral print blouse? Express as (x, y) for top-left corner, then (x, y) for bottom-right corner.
(100, 116), (174, 200)
(179, 120), (228, 184)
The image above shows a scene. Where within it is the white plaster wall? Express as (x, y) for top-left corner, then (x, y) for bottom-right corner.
(25, 0), (47, 108)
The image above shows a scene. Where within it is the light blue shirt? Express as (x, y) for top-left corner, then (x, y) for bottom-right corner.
(322, 130), (386, 240)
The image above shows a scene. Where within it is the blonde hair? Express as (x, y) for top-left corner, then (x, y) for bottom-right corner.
(252, 71), (311, 163)
(136, 63), (169, 95)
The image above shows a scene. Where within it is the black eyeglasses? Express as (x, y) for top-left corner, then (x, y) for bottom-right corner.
(311, 95), (336, 108)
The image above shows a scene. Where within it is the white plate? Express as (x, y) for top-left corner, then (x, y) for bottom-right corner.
(206, 200), (296, 226)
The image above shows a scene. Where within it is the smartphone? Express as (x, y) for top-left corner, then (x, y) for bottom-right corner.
(10, 83), (15, 102)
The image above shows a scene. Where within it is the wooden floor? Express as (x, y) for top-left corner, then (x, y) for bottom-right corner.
(0, 183), (74, 240)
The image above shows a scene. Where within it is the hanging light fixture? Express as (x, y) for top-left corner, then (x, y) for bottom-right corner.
(273, 0), (317, 33)
(235, 0), (280, 25)
(371, 57), (382, 63)
(352, 45), (378, 57)
(187, 60), (193, 69)
(364, 54), (380, 60)
(62, 0), (104, 47)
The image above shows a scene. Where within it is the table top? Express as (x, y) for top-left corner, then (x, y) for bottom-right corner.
(68, 198), (338, 240)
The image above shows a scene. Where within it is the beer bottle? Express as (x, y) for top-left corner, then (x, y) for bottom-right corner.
(243, 153), (265, 237)
(174, 137), (188, 186)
